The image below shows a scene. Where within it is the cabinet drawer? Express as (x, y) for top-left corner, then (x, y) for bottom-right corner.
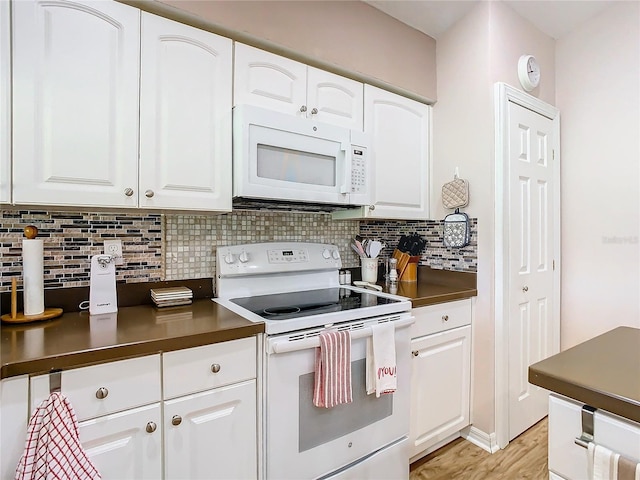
(31, 355), (161, 422)
(163, 337), (257, 399)
(411, 299), (471, 339)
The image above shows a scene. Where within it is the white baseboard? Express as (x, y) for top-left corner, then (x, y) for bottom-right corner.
(461, 426), (500, 454)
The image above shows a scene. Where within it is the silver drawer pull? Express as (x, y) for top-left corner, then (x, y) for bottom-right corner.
(412, 351), (419, 357)
(442, 315), (449, 322)
(211, 363), (221, 373)
(311, 107), (318, 115)
(96, 387), (109, 399)
(300, 105), (307, 113)
(522, 286), (529, 292)
(172, 415), (182, 426)
(124, 188), (134, 197)
(145, 189), (154, 198)
(146, 422), (157, 433)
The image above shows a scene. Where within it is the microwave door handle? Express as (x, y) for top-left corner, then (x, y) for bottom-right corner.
(340, 143), (351, 195)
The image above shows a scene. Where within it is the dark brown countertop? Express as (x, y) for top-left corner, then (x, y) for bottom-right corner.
(1, 268), (475, 380)
(378, 266), (477, 307)
(529, 326), (640, 424)
(1, 299), (264, 379)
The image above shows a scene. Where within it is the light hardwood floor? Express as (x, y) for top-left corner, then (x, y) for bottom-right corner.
(410, 417), (548, 479)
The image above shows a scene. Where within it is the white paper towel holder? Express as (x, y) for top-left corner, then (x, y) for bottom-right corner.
(1, 226), (63, 324)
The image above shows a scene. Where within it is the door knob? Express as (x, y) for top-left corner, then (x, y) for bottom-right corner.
(412, 351), (419, 357)
(145, 189), (154, 198)
(124, 188), (134, 197)
(300, 105), (307, 113)
(211, 363), (221, 373)
(311, 107), (318, 115)
(172, 415), (182, 426)
(146, 422), (157, 433)
(522, 286), (529, 292)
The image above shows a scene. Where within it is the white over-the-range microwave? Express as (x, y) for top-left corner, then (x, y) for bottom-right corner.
(232, 105), (373, 208)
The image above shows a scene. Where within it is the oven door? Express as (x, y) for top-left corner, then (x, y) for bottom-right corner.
(264, 314), (412, 480)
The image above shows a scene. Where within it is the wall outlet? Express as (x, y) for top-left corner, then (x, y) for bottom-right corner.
(103, 239), (124, 266)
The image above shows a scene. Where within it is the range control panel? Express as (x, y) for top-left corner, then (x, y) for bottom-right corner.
(217, 242), (342, 277)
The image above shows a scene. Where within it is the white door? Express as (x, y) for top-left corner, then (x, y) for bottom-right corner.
(233, 43), (307, 117)
(363, 85), (430, 219)
(139, 13), (232, 211)
(164, 380), (257, 480)
(12, 0), (140, 208)
(409, 325), (471, 458)
(0, 0), (10, 204)
(307, 67), (364, 130)
(507, 99), (559, 440)
(79, 403), (162, 480)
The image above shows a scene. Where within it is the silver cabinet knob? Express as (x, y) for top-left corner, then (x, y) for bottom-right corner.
(211, 363), (221, 373)
(171, 415), (182, 426)
(96, 387), (109, 399)
(300, 105), (307, 113)
(145, 189), (154, 198)
(369, 205), (376, 211)
(311, 107), (318, 115)
(442, 315), (449, 322)
(146, 422), (157, 433)
(412, 351), (419, 357)
(124, 188), (134, 197)
(522, 286), (529, 292)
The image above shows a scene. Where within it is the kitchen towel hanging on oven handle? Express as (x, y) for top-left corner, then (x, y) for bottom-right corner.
(443, 208), (470, 248)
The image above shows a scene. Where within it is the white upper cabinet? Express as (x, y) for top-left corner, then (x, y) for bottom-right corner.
(234, 43), (363, 130)
(0, 0), (10, 204)
(333, 84), (431, 220)
(12, 1), (233, 212)
(139, 13), (232, 211)
(12, 0), (141, 208)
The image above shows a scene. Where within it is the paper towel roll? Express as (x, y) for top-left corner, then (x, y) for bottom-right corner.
(23, 239), (44, 316)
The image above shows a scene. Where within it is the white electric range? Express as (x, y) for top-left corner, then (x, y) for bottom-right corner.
(214, 242), (413, 480)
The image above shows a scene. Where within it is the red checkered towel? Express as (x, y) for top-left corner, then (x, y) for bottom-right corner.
(313, 330), (353, 408)
(15, 392), (101, 480)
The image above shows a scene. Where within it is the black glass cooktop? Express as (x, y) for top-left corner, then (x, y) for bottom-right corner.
(230, 288), (400, 320)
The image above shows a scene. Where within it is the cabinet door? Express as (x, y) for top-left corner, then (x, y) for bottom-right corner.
(0, 0), (10, 204)
(139, 13), (232, 211)
(79, 403), (162, 480)
(164, 380), (257, 480)
(1, 376), (29, 480)
(12, 0), (140, 208)
(364, 84), (430, 219)
(409, 325), (471, 459)
(307, 67), (363, 130)
(234, 43), (307, 117)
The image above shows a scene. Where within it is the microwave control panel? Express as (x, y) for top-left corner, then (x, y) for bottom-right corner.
(350, 146), (368, 194)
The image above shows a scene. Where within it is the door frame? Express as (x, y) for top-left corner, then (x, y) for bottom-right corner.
(494, 82), (561, 449)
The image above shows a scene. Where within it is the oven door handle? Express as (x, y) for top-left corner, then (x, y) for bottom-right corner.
(268, 316), (414, 354)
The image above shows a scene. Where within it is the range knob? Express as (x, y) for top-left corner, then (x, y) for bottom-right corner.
(322, 249), (331, 259)
(239, 251), (249, 263)
(332, 250), (340, 260)
(224, 252), (236, 264)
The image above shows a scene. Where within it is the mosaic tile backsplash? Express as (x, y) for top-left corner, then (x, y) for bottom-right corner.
(0, 209), (477, 293)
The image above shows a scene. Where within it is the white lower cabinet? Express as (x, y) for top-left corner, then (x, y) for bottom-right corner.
(79, 403), (162, 479)
(548, 393), (640, 480)
(164, 380), (257, 480)
(20, 336), (259, 479)
(1, 375), (29, 479)
(409, 300), (472, 461)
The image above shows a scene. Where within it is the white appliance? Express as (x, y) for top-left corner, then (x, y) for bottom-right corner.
(215, 242), (413, 480)
(232, 105), (373, 208)
(89, 254), (117, 315)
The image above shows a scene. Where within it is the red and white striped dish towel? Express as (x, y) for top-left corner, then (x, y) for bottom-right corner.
(15, 391), (101, 480)
(313, 329), (353, 408)
(366, 322), (397, 398)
